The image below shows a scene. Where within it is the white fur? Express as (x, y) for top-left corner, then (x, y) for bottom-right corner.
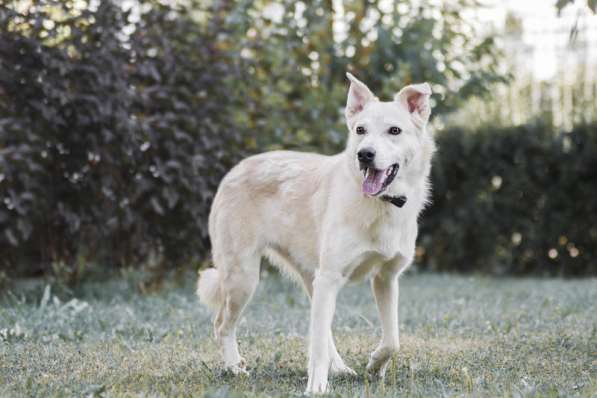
(197, 268), (221, 310)
(196, 73), (436, 393)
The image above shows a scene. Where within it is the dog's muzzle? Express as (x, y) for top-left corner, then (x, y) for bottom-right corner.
(360, 163), (399, 196)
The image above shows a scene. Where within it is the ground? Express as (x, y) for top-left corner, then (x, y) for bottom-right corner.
(1, 271), (596, 397)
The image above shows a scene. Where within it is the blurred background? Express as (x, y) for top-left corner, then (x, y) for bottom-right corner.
(1, 0), (596, 285)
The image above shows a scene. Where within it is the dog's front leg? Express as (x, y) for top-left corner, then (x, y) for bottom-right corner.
(305, 270), (345, 394)
(367, 271), (400, 379)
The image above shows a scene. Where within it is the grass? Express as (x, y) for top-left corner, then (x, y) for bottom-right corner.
(1, 270), (596, 397)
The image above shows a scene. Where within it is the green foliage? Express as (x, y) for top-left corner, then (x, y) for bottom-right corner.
(231, 0), (505, 153)
(420, 123), (597, 276)
(0, 1), (243, 274)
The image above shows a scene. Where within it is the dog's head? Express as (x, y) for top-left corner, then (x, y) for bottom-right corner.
(344, 73), (434, 199)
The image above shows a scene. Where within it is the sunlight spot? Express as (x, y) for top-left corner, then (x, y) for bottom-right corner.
(345, 45), (355, 57)
(415, 245), (425, 259)
(511, 232), (522, 246)
(263, 3), (284, 23)
(42, 19), (55, 30)
(567, 242), (580, 258)
(378, 0), (394, 14)
(4, 197), (13, 210)
(562, 136), (572, 153)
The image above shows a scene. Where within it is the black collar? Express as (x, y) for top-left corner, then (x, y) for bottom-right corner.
(381, 195), (407, 208)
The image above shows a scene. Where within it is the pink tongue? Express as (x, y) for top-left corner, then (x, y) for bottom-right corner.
(362, 169), (386, 195)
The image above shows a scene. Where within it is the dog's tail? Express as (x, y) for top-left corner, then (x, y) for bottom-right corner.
(197, 268), (223, 311)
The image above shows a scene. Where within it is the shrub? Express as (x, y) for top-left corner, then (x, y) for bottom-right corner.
(0, 1), (243, 276)
(419, 123), (597, 276)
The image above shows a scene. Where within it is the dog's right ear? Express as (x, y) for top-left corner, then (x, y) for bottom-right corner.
(345, 73), (375, 122)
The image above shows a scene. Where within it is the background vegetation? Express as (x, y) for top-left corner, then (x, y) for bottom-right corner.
(0, 0), (595, 279)
(424, 123), (597, 276)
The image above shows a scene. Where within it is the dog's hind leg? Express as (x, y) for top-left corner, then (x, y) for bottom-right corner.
(300, 273), (356, 377)
(213, 252), (260, 375)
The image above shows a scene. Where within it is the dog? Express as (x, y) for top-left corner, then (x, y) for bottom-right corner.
(197, 73), (435, 394)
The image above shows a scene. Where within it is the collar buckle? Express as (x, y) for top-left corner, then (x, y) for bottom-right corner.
(381, 195), (407, 208)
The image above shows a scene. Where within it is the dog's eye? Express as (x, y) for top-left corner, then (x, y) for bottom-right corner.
(388, 126), (402, 135)
(356, 126), (366, 135)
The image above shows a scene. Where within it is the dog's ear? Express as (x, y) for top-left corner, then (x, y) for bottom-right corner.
(395, 83), (432, 127)
(345, 73), (375, 122)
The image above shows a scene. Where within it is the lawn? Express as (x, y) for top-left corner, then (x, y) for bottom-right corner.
(1, 271), (596, 397)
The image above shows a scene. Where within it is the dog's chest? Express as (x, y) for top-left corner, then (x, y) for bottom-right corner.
(346, 218), (411, 282)
(366, 215), (407, 257)
(347, 252), (385, 282)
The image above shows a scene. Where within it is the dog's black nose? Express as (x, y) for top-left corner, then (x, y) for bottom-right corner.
(357, 148), (375, 164)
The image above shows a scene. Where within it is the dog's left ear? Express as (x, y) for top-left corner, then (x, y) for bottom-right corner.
(395, 83), (432, 127)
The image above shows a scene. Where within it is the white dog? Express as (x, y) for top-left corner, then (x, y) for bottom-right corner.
(197, 73), (435, 394)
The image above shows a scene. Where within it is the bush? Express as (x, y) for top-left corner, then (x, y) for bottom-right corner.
(0, 1), (243, 277)
(419, 123), (597, 276)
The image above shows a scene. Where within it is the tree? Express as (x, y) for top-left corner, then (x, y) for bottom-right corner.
(228, 0), (506, 153)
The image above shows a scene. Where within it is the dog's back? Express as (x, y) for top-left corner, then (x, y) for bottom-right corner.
(208, 150), (336, 257)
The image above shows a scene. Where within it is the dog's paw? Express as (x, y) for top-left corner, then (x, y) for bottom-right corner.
(366, 346), (398, 379)
(224, 357), (249, 376)
(304, 380), (328, 395)
(305, 364), (330, 395)
(330, 361), (357, 377)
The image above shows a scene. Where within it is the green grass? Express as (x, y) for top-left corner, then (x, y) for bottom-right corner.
(1, 271), (596, 397)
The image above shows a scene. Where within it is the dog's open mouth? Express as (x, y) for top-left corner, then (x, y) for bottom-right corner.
(361, 164), (399, 196)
